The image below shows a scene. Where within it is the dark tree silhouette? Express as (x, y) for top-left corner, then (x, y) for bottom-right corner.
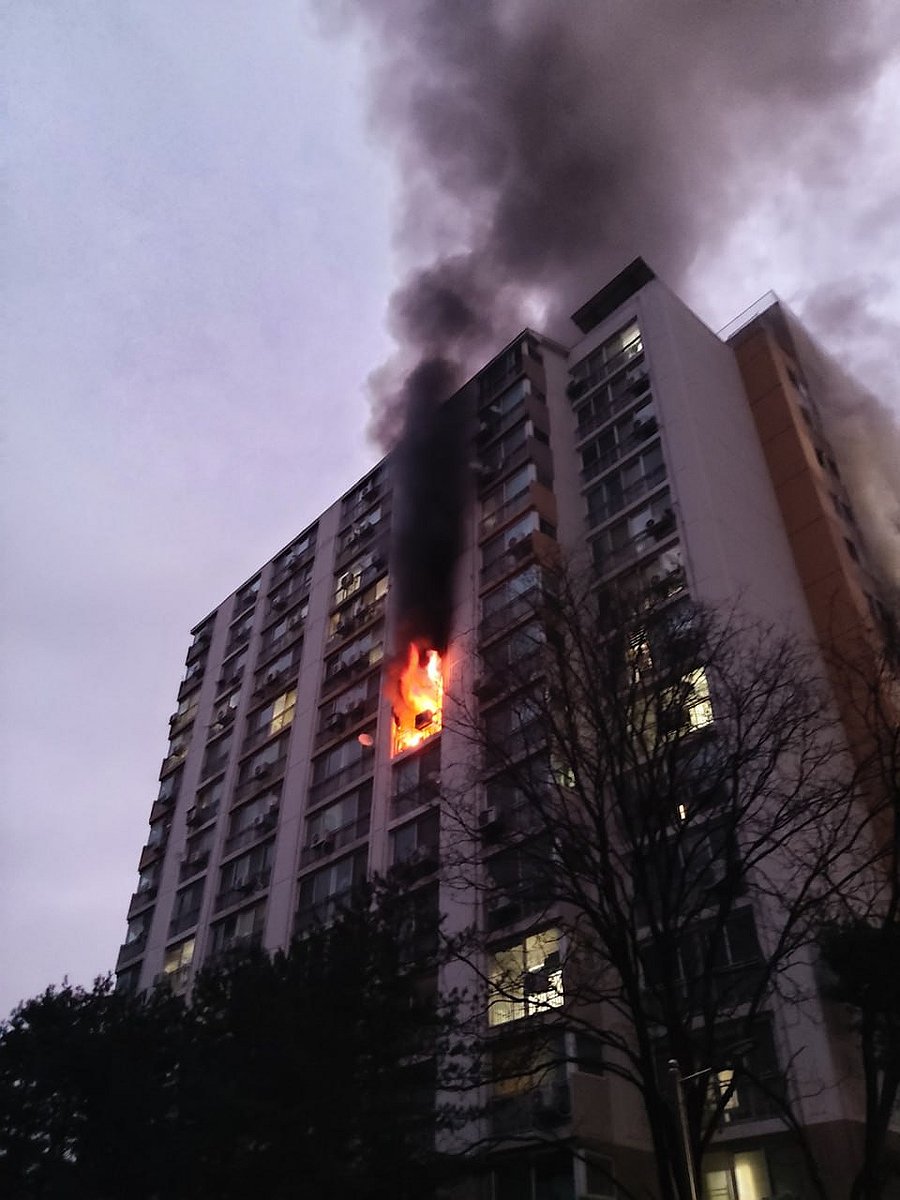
(449, 562), (865, 1200)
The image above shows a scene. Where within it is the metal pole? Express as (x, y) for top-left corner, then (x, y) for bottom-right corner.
(668, 1059), (700, 1200)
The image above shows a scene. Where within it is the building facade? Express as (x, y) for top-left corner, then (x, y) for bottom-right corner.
(116, 261), (895, 1200)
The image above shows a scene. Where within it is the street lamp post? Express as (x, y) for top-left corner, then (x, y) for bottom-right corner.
(668, 1059), (703, 1200)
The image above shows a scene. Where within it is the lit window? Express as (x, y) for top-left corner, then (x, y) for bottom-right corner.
(163, 937), (194, 974)
(269, 689), (297, 735)
(684, 669), (713, 730)
(488, 929), (563, 1026)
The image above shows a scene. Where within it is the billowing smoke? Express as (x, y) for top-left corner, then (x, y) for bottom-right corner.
(789, 292), (900, 599)
(325, 0), (900, 646)
(389, 357), (468, 654)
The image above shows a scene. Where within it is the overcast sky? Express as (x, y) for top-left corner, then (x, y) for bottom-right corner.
(2, 1), (899, 1017)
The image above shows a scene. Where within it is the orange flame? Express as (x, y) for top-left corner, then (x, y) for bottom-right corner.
(391, 641), (443, 756)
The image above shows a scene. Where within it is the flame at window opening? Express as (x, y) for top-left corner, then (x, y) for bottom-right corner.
(391, 642), (443, 756)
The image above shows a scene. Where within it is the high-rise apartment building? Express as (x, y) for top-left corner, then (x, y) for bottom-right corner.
(116, 260), (895, 1200)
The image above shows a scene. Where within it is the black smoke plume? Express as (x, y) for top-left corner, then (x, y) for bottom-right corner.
(324, 0), (900, 645)
(390, 357), (468, 655)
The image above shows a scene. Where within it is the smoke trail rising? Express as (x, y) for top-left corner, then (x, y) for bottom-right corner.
(325, 0), (900, 642)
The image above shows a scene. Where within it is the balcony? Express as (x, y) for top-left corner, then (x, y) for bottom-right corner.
(269, 545), (316, 592)
(594, 513), (677, 581)
(216, 662), (245, 694)
(159, 746), (187, 779)
(569, 335), (644, 401)
(223, 808), (279, 857)
(186, 632), (211, 666)
(168, 706), (197, 736)
(149, 794), (176, 823)
(232, 754), (288, 804)
(314, 693), (379, 751)
(186, 800), (219, 830)
(177, 667), (203, 702)
(307, 754), (375, 808)
(127, 886), (157, 918)
(580, 417), (659, 485)
(214, 869), (272, 914)
(206, 928), (264, 966)
(390, 779), (441, 821)
(251, 664), (296, 705)
(259, 620), (305, 665)
(587, 464), (667, 530)
(480, 590), (541, 643)
(168, 906), (202, 937)
(326, 596), (386, 649)
(154, 963), (192, 995)
(321, 653), (382, 698)
(300, 813), (370, 867)
(223, 626), (252, 659)
(294, 888), (353, 935)
(116, 934), (147, 968)
(485, 882), (546, 932)
(242, 719), (294, 758)
(490, 1080), (570, 1137)
(178, 850), (210, 882)
(139, 835), (169, 871)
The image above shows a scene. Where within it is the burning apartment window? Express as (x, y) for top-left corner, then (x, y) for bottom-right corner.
(389, 642), (443, 757)
(488, 928), (563, 1026)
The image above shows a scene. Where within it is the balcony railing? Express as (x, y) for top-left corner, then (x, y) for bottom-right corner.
(205, 928), (264, 966)
(168, 906), (202, 937)
(127, 886), (158, 918)
(300, 813), (370, 866)
(116, 934), (148, 968)
(307, 754), (375, 808)
(294, 888), (354, 934)
(214, 869), (272, 914)
(269, 545), (315, 592)
(480, 487), (532, 539)
(390, 780), (441, 821)
(179, 851), (210, 882)
(574, 373), (651, 443)
(481, 533), (537, 588)
(594, 514), (677, 580)
(232, 754), (288, 804)
(223, 810), (279, 857)
(314, 693), (379, 750)
(587, 464), (667, 530)
(490, 1079), (570, 1136)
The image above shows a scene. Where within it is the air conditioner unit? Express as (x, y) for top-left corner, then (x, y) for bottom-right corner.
(270, 595), (286, 610)
(253, 763), (271, 780)
(566, 378), (587, 400)
(235, 875), (258, 894)
(469, 459), (493, 478)
(288, 614), (304, 629)
(359, 481), (376, 499)
(339, 573), (354, 590)
(310, 832), (335, 855)
(216, 705), (234, 723)
(325, 713), (345, 731)
(345, 699), (366, 718)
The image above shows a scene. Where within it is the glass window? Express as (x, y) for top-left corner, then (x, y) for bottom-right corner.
(488, 928), (563, 1025)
